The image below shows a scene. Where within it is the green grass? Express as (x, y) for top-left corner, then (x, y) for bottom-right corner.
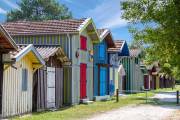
(12, 92), (155, 120)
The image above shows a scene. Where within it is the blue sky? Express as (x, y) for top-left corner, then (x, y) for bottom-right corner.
(0, 0), (133, 43)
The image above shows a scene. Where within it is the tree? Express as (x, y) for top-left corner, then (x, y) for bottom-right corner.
(121, 0), (180, 80)
(7, 0), (72, 21)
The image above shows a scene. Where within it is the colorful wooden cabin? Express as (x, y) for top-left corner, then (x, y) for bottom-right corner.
(93, 29), (115, 100)
(3, 18), (100, 104)
(108, 40), (129, 94)
(1, 37), (45, 118)
(120, 49), (144, 93)
(32, 46), (70, 111)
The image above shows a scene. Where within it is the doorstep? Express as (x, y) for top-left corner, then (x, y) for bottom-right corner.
(94, 95), (110, 101)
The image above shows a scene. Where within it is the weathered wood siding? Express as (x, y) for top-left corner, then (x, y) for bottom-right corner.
(2, 55), (33, 117)
(0, 53), (3, 114)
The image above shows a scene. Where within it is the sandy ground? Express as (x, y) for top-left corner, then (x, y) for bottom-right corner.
(86, 105), (180, 120)
(87, 93), (180, 120)
(166, 110), (180, 120)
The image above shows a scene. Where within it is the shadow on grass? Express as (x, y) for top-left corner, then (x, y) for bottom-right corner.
(31, 105), (73, 116)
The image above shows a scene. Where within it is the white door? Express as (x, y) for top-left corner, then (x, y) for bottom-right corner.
(47, 67), (56, 108)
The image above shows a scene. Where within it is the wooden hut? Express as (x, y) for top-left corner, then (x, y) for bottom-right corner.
(0, 25), (18, 117)
(120, 49), (144, 93)
(3, 18), (100, 104)
(147, 62), (161, 90)
(2, 44), (45, 117)
(108, 40), (129, 94)
(32, 46), (70, 111)
(93, 29), (115, 100)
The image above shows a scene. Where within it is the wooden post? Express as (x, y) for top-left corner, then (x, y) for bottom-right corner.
(177, 90), (179, 105)
(116, 89), (119, 102)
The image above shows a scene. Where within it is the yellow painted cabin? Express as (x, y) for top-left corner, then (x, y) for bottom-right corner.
(2, 45), (45, 117)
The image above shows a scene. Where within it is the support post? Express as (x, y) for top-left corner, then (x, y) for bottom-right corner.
(177, 90), (179, 105)
(146, 91), (148, 104)
(116, 89), (119, 102)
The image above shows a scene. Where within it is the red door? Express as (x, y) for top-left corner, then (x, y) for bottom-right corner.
(80, 63), (87, 99)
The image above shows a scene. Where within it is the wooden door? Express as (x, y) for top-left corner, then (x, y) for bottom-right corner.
(100, 67), (106, 96)
(55, 68), (63, 108)
(80, 63), (87, 99)
(47, 67), (56, 108)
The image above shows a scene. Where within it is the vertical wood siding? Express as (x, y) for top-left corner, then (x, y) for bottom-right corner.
(13, 35), (71, 59)
(2, 56), (33, 117)
(121, 57), (144, 92)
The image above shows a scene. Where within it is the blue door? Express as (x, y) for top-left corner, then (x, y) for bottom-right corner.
(100, 67), (106, 96)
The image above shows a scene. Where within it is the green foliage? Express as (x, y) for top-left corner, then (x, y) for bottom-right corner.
(7, 0), (72, 22)
(121, 0), (180, 80)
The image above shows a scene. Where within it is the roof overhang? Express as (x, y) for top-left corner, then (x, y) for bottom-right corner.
(0, 25), (18, 51)
(13, 44), (45, 65)
(99, 29), (115, 48)
(78, 18), (100, 44)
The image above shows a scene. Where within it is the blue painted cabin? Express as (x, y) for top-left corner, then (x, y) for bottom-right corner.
(93, 29), (115, 98)
(108, 40), (129, 94)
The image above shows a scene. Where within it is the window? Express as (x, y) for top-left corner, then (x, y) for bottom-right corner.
(99, 45), (105, 60)
(22, 68), (28, 91)
(80, 36), (87, 50)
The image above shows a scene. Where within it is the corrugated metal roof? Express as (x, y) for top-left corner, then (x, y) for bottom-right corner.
(35, 46), (69, 63)
(108, 40), (125, 52)
(9, 45), (45, 65)
(3, 19), (86, 36)
(129, 49), (141, 57)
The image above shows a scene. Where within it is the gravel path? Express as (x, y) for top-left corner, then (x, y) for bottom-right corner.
(86, 105), (180, 120)
(152, 92), (177, 102)
(87, 92), (180, 120)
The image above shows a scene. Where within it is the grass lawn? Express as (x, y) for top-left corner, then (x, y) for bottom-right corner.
(13, 92), (155, 120)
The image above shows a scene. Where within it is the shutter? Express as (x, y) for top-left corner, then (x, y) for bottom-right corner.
(80, 36), (87, 50)
(22, 69), (28, 91)
(99, 45), (105, 60)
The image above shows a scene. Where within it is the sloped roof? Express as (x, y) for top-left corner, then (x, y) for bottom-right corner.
(35, 46), (69, 63)
(0, 25), (18, 51)
(10, 44), (45, 65)
(3, 18), (100, 43)
(108, 40), (125, 52)
(129, 49), (141, 57)
(97, 28), (115, 48)
(3, 19), (85, 36)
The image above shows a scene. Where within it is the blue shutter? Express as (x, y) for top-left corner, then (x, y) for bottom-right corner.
(22, 69), (28, 91)
(99, 45), (105, 60)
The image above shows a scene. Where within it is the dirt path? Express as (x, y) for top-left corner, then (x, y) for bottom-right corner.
(86, 105), (180, 120)
(87, 92), (180, 120)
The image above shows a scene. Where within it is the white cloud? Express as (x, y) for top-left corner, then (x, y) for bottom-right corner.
(0, 7), (7, 14)
(3, 0), (20, 10)
(85, 0), (128, 29)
